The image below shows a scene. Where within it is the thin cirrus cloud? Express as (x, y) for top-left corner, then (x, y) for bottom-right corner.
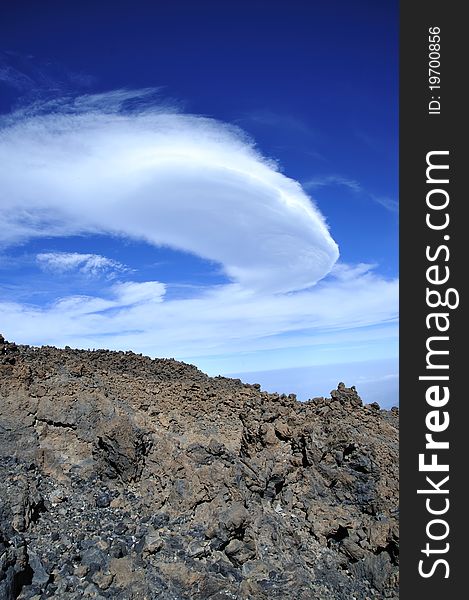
(303, 175), (363, 193)
(304, 175), (398, 213)
(37, 252), (127, 277)
(0, 90), (398, 369)
(0, 50), (96, 94)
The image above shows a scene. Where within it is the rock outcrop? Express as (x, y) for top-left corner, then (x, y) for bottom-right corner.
(0, 334), (399, 599)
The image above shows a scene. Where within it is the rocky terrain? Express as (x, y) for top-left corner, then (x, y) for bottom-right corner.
(0, 334), (398, 599)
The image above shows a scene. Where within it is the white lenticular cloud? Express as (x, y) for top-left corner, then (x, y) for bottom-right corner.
(37, 252), (126, 276)
(0, 90), (339, 293)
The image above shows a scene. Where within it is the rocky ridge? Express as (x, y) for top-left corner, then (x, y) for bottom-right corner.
(0, 334), (398, 599)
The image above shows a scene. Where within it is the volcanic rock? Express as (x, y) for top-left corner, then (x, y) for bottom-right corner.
(0, 335), (399, 599)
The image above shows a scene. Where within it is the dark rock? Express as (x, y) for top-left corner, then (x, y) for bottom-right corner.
(143, 530), (163, 555)
(224, 539), (256, 566)
(28, 551), (50, 588)
(113, 522), (128, 535)
(80, 548), (107, 569)
(186, 541), (208, 558)
(340, 538), (367, 562)
(110, 541), (127, 559)
(95, 493), (111, 509)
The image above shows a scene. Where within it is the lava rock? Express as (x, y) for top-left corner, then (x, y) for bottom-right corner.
(0, 334), (399, 599)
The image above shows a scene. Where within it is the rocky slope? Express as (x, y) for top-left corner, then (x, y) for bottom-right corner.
(0, 334), (398, 599)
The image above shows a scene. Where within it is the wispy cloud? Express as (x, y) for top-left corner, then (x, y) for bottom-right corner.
(370, 195), (399, 213)
(114, 281), (166, 305)
(37, 252), (127, 278)
(330, 262), (377, 281)
(0, 50), (96, 96)
(239, 109), (315, 136)
(0, 264), (397, 361)
(304, 175), (398, 213)
(303, 175), (362, 193)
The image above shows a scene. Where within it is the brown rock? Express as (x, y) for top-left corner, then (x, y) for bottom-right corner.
(0, 335), (399, 599)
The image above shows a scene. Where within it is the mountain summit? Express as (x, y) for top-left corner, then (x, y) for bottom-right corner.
(0, 335), (398, 599)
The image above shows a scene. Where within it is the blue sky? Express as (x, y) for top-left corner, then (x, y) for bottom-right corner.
(0, 1), (398, 406)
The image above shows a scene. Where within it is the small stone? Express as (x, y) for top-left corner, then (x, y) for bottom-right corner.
(151, 513), (169, 529)
(92, 570), (114, 590)
(340, 538), (367, 561)
(80, 547), (107, 569)
(224, 538), (256, 566)
(110, 497), (124, 508)
(75, 564), (89, 578)
(83, 582), (101, 597)
(50, 488), (67, 506)
(110, 541), (128, 558)
(143, 529), (163, 555)
(113, 521), (128, 535)
(95, 493), (111, 508)
(186, 540), (208, 558)
(95, 539), (109, 551)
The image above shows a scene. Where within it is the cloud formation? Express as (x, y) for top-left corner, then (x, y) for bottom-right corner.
(303, 175), (362, 193)
(37, 252), (127, 277)
(303, 175), (398, 213)
(0, 90), (398, 373)
(0, 90), (338, 294)
(0, 265), (397, 362)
